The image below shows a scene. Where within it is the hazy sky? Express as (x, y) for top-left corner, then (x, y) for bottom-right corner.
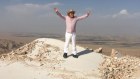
(0, 0), (140, 36)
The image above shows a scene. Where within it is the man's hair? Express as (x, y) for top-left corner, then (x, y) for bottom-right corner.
(67, 9), (75, 16)
(67, 12), (75, 16)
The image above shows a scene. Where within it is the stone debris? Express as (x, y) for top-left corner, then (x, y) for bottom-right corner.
(99, 49), (140, 79)
(111, 49), (118, 57)
(111, 49), (122, 58)
(0, 39), (63, 67)
(94, 47), (103, 53)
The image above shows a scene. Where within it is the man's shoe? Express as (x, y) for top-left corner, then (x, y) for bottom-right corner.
(63, 53), (68, 58)
(73, 54), (78, 58)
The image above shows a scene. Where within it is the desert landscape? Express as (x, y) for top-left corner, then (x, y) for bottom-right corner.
(1, 32), (140, 57)
(0, 32), (140, 79)
(0, 0), (140, 79)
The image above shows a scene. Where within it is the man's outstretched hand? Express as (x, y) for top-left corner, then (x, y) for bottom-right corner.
(54, 8), (58, 12)
(87, 11), (91, 16)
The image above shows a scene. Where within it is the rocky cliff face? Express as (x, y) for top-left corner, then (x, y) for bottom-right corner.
(0, 39), (24, 54)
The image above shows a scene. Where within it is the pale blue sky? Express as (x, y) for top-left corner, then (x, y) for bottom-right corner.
(0, 0), (140, 36)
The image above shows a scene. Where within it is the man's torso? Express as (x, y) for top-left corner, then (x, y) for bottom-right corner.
(65, 16), (78, 33)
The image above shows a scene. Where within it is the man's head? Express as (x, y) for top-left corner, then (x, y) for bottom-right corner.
(67, 9), (75, 18)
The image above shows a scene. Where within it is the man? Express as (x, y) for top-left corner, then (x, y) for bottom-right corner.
(54, 8), (90, 58)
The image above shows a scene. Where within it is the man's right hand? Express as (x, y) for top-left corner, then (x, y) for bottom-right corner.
(54, 8), (58, 12)
(87, 11), (91, 16)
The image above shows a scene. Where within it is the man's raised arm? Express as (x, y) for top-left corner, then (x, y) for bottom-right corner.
(77, 11), (91, 20)
(54, 8), (65, 20)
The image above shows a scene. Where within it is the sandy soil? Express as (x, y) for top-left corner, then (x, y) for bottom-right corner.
(0, 38), (104, 79)
(0, 38), (139, 79)
(0, 33), (140, 79)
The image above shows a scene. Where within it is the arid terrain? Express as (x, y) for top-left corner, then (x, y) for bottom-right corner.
(0, 32), (140, 79)
(0, 32), (140, 57)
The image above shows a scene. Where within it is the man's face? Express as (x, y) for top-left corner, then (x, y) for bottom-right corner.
(69, 13), (75, 18)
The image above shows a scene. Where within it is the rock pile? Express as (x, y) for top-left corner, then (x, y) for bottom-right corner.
(99, 49), (140, 79)
(94, 47), (103, 53)
(0, 39), (63, 67)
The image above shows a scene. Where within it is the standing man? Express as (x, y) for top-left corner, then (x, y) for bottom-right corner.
(54, 8), (90, 58)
